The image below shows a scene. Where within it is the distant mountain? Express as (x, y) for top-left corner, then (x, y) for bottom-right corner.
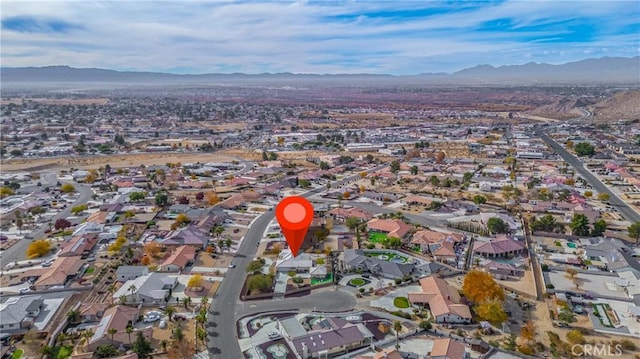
(452, 56), (639, 83)
(1, 56), (638, 85)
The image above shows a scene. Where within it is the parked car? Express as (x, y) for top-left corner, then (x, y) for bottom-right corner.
(229, 263), (236, 268)
(268, 332), (281, 339)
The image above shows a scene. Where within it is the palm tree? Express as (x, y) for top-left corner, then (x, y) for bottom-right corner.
(182, 296), (191, 309)
(164, 306), (176, 321)
(107, 328), (118, 346)
(345, 217), (362, 248)
(200, 296), (209, 310)
(81, 330), (94, 346)
(195, 311), (207, 329)
(160, 340), (168, 353)
(217, 239), (225, 253)
(67, 309), (80, 323)
(40, 345), (53, 356)
(128, 284), (137, 302)
(225, 238), (233, 251)
(119, 295), (127, 305)
(126, 326), (133, 345)
(393, 321), (402, 349)
(196, 327), (207, 350)
(107, 284), (117, 304)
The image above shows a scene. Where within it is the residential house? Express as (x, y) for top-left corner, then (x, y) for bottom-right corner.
(362, 191), (399, 202)
(430, 338), (469, 359)
(34, 256), (84, 290)
(0, 295), (43, 332)
(116, 266), (149, 282)
(58, 234), (98, 257)
(473, 235), (526, 258)
(113, 273), (177, 305)
(341, 249), (414, 280)
(367, 218), (412, 239)
(402, 195), (433, 207)
(86, 305), (151, 351)
(78, 303), (109, 323)
(411, 230), (465, 253)
(327, 207), (373, 222)
(159, 245), (196, 272)
(275, 250), (327, 278)
(408, 277), (472, 324)
(158, 224), (209, 249)
(278, 315), (373, 358)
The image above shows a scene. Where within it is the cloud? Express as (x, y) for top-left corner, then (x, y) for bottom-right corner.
(0, 0), (638, 74)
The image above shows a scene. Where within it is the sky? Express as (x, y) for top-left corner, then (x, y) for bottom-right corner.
(1, 1), (639, 75)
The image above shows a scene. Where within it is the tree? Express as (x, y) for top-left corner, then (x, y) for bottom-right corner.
(144, 241), (161, 258)
(503, 333), (517, 351)
(26, 239), (51, 258)
(591, 219), (607, 236)
(345, 217), (363, 246)
(96, 344), (118, 358)
(196, 327), (207, 351)
(129, 192), (145, 202)
(299, 179), (311, 188)
(246, 259), (265, 273)
(584, 190), (593, 198)
(570, 214), (590, 236)
(475, 300), (508, 325)
(70, 204), (88, 215)
(40, 345), (53, 356)
(520, 321), (536, 343)
(574, 142), (595, 156)
(472, 195), (486, 205)
(419, 320), (432, 330)
(628, 221), (640, 245)
(174, 213), (191, 227)
(54, 218), (72, 230)
(558, 307), (575, 324)
(206, 192), (220, 205)
(29, 206), (46, 218)
(60, 183), (76, 193)
(181, 296), (192, 309)
(565, 267), (578, 279)
(195, 192), (204, 201)
(155, 192), (169, 207)
(67, 310), (80, 323)
(247, 274), (272, 293)
(0, 186), (15, 198)
(393, 320), (402, 348)
(187, 274), (203, 289)
(410, 165), (418, 175)
(566, 329), (584, 345)
(126, 326), (133, 345)
(132, 331), (153, 359)
(430, 176), (440, 187)
(462, 270), (505, 304)
(597, 192), (610, 202)
(486, 217), (509, 234)
(164, 306), (176, 321)
(389, 161), (401, 176)
(107, 328), (118, 346)
(128, 284), (137, 302)
(435, 151), (446, 164)
(530, 214), (561, 233)
(463, 172), (474, 183)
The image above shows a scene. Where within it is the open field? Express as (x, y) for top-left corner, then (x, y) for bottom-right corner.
(0, 152), (238, 172)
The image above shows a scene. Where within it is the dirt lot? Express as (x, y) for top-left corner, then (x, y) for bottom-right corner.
(1, 153), (237, 172)
(194, 252), (234, 272)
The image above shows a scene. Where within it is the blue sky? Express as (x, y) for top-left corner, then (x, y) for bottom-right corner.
(1, 1), (638, 75)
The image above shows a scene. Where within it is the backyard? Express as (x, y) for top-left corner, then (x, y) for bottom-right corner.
(368, 232), (388, 243)
(365, 251), (411, 264)
(311, 274), (333, 286)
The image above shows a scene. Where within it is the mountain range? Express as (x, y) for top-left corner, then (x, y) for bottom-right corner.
(1, 56), (638, 85)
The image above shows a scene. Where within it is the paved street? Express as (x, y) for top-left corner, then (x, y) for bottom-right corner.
(538, 131), (640, 223)
(1, 179), (93, 265)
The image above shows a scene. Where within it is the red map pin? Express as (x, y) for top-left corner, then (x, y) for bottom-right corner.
(275, 196), (314, 257)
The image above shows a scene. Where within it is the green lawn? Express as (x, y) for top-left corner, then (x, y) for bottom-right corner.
(52, 346), (73, 359)
(11, 349), (23, 359)
(311, 273), (333, 286)
(394, 296), (410, 309)
(84, 267), (95, 275)
(368, 232), (388, 243)
(349, 278), (366, 286)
